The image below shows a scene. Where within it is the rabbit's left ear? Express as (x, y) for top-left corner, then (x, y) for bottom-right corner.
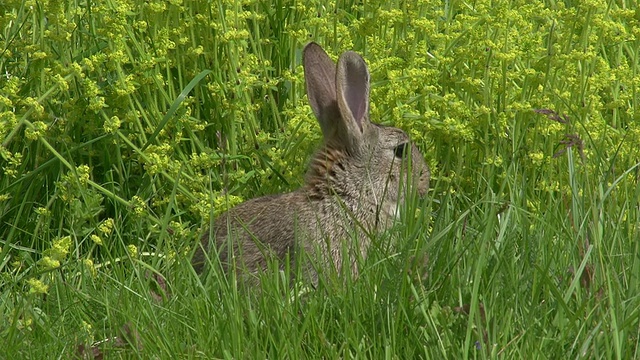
(303, 42), (340, 140)
(336, 51), (371, 136)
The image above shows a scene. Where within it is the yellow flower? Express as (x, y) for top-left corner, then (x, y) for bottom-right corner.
(39, 256), (61, 270)
(98, 218), (115, 235)
(83, 259), (97, 277)
(24, 97), (45, 117)
(25, 121), (48, 140)
(104, 116), (121, 134)
(130, 196), (146, 215)
(27, 278), (49, 294)
(53, 74), (69, 91)
(76, 165), (90, 186)
(90, 234), (103, 246)
(127, 244), (138, 258)
(82, 320), (93, 333)
(528, 151), (545, 166)
(32, 51), (47, 60)
(35, 207), (50, 216)
(51, 236), (71, 260)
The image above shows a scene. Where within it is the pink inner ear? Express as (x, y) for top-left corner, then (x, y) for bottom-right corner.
(348, 90), (366, 125)
(344, 62), (368, 130)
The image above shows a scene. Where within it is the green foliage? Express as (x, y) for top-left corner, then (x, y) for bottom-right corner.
(1, 0), (639, 358)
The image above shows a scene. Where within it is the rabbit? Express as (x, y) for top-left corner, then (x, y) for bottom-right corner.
(192, 42), (430, 285)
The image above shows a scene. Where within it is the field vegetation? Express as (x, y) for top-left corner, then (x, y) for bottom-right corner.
(1, 0), (639, 358)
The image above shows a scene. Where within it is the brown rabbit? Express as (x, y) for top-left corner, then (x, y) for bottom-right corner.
(193, 42), (430, 284)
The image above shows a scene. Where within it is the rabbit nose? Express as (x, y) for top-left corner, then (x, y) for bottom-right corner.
(416, 171), (429, 196)
(417, 183), (428, 197)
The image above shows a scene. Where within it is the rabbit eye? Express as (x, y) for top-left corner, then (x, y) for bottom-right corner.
(394, 143), (408, 159)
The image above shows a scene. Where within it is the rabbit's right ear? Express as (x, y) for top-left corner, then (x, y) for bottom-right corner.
(336, 51), (371, 138)
(303, 43), (340, 140)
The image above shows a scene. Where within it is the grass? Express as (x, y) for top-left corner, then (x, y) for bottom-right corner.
(1, 0), (640, 358)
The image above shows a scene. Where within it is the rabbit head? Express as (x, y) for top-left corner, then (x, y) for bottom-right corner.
(303, 42), (430, 228)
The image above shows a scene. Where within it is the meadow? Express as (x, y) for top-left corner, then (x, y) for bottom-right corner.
(1, 0), (639, 358)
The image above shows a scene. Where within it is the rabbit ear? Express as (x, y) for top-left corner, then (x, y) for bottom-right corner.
(336, 51), (371, 137)
(303, 43), (340, 139)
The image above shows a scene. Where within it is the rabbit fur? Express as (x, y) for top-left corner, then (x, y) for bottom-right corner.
(193, 42), (430, 284)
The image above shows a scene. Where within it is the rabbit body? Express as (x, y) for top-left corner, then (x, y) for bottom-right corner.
(193, 43), (430, 284)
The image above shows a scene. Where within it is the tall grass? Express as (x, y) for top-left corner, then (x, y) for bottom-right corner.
(1, 0), (639, 358)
